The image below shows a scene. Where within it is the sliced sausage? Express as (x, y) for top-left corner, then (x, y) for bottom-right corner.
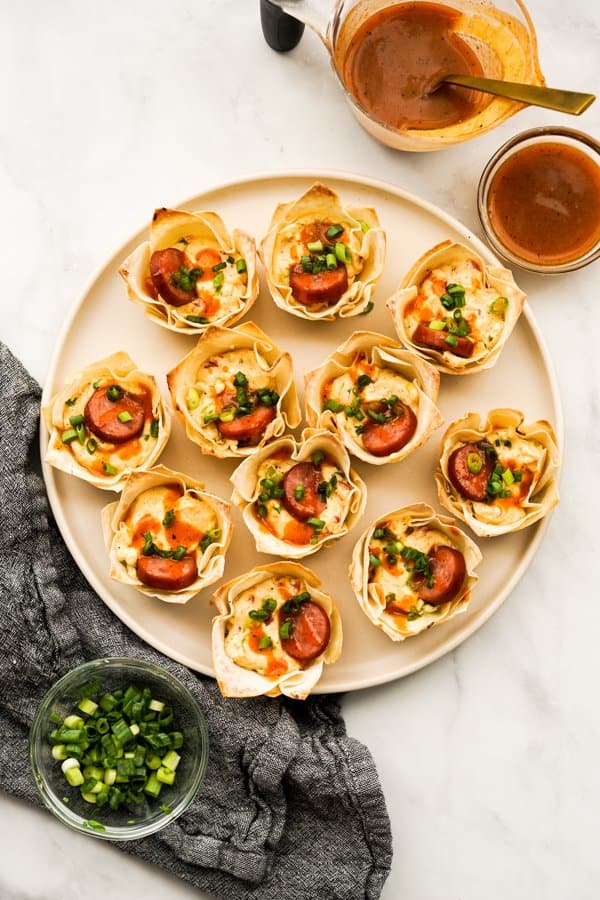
(149, 248), (196, 307)
(217, 405), (276, 441)
(279, 600), (331, 662)
(289, 263), (348, 307)
(362, 401), (417, 457)
(136, 555), (198, 591)
(447, 441), (495, 501)
(412, 322), (474, 359)
(84, 387), (146, 444)
(416, 545), (466, 605)
(281, 463), (326, 522)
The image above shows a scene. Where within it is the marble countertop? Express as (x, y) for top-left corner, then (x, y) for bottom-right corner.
(2, 2), (599, 898)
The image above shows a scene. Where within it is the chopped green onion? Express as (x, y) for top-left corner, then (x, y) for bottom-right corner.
(86, 438), (97, 455)
(106, 385), (123, 402)
(162, 509), (175, 528)
(467, 452), (483, 474)
(78, 698), (98, 716)
(489, 296), (509, 317)
(150, 418), (159, 438)
(69, 414), (85, 426)
(300, 255), (313, 273)
(236, 258), (247, 274)
(186, 388), (200, 411)
(294, 484), (305, 501)
(258, 635), (273, 650)
(279, 620), (293, 639)
(445, 334), (459, 348)
(65, 397), (78, 406)
(358, 219), (370, 233)
(359, 301), (374, 315)
(117, 411), (133, 423)
(502, 468), (515, 486)
(312, 450), (325, 465)
(212, 271), (224, 291)
(212, 261), (227, 271)
(369, 553), (381, 568)
(326, 224), (344, 239)
(307, 240), (324, 253)
(185, 315), (209, 324)
(103, 462), (117, 476)
(335, 242), (351, 264)
(325, 253), (337, 270)
(307, 518), (325, 531)
(61, 428), (78, 444)
(323, 398), (344, 413)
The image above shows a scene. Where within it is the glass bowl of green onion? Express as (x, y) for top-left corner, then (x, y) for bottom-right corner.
(29, 657), (209, 840)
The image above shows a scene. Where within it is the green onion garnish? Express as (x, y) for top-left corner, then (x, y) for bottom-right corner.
(326, 224), (344, 239)
(489, 296), (508, 317)
(106, 385), (123, 403)
(467, 452), (483, 474)
(300, 255), (313, 273)
(359, 301), (374, 315)
(335, 242), (351, 264)
(445, 334), (459, 348)
(279, 620), (293, 639)
(103, 462), (117, 476)
(294, 485), (305, 501)
(65, 397), (78, 407)
(358, 219), (370, 233)
(502, 468), (515, 486)
(212, 261), (227, 271)
(369, 553), (381, 568)
(307, 517), (325, 531)
(185, 315), (209, 324)
(258, 636), (273, 650)
(326, 253), (337, 270)
(312, 450), (325, 466)
(236, 258), (247, 274)
(323, 399), (344, 413)
(307, 240), (324, 253)
(163, 509), (175, 528)
(117, 411), (133, 423)
(150, 418), (159, 439)
(69, 414), (85, 426)
(213, 271), (224, 291)
(61, 428), (78, 444)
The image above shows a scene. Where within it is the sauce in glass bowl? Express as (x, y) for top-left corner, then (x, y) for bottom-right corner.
(478, 128), (600, 274)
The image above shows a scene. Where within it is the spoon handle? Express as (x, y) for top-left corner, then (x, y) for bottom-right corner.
(443, 74), (596, 116)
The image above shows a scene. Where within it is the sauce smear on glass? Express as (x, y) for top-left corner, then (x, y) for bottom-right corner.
(487, 142), (600, 265)
(341, 2), (486, 130)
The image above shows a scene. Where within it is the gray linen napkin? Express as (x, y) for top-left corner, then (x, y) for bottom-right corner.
(0, 343), (392, 900)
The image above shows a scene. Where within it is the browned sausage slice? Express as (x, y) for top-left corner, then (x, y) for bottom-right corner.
(84, 387), (146, 444)
(282, 463), (326, 522)
(279, 600), (331, 662)
(412, 322), (474, 359)
(362, 402), (417, 457)
(447, 441), (495, 501)
(149, 248), (196, 307)
(416, 545), (466, 605)
(289, 264), (348, 307)
(136, 555), (198, 591)
(217, 405), (276, 441)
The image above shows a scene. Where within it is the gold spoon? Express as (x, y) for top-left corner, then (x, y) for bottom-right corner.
(440, 74), (595, 115)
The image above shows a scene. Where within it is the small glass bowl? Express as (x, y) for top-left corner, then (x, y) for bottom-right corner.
(29, 657), (209, 841)
(477, 126), (600, 274)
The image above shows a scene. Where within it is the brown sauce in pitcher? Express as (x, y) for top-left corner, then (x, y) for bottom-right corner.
(341, 2), (486, 130)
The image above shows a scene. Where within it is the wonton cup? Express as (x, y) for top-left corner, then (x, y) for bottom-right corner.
(101, 465), (233, 604)
(436, 408), (560, 537)
(230, 428), (367, 559)
(386, 240), (525, 375)
(43, 351), (171, 491)
(259, 182), (386, 321)
(305, 331), (443, 465)
(212, 562), (342, 699)
(119, 207), (258, 334)
(349, 503), (482, 641)
(167, 322), (301, 459)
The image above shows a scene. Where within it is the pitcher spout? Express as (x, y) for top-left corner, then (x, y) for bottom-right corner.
(266, 0), (335, 45)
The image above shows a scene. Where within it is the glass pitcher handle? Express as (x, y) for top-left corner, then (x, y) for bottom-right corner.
(260, 0), (305, 52)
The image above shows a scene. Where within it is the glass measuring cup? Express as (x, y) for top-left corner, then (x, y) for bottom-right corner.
(263, 0), (545, 151)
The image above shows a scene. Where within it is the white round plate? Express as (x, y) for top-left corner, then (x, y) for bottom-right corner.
(41, 171), (563, 693)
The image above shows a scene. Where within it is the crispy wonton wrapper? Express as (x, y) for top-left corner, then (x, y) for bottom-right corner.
(212, 561), (342, 699)
(436, 408), (560, 536)
(259, 182), (386, 321)
(305, 330), (443, 465)
(386, 240), (525, 374)
(349, 503), (481, 641)
(119, 207), (258, 334)
(230, 428), (367, 559)
(101, 465), (233, 604)
(43, 351), (171, 491)
(167, 322), (301, 459)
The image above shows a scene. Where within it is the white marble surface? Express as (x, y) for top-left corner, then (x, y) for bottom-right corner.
(1, 1), (599, 898)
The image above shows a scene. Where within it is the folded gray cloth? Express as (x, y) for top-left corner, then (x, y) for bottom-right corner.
(0, 343), (392, 900)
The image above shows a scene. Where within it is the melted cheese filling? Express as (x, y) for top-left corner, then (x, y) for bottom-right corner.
(469, 427), (547, 526)
(404, 259), (507, 357)
(223, 575), (310, 678)
(60, 379), (161, 477)
(114, 485), (217, 578)
(325, 360), (419, 451)
(185, 348), (276, 437)
(273, 219), (363, 287)
(368, 524), (452, 620)
(254, 455), (353, 544)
